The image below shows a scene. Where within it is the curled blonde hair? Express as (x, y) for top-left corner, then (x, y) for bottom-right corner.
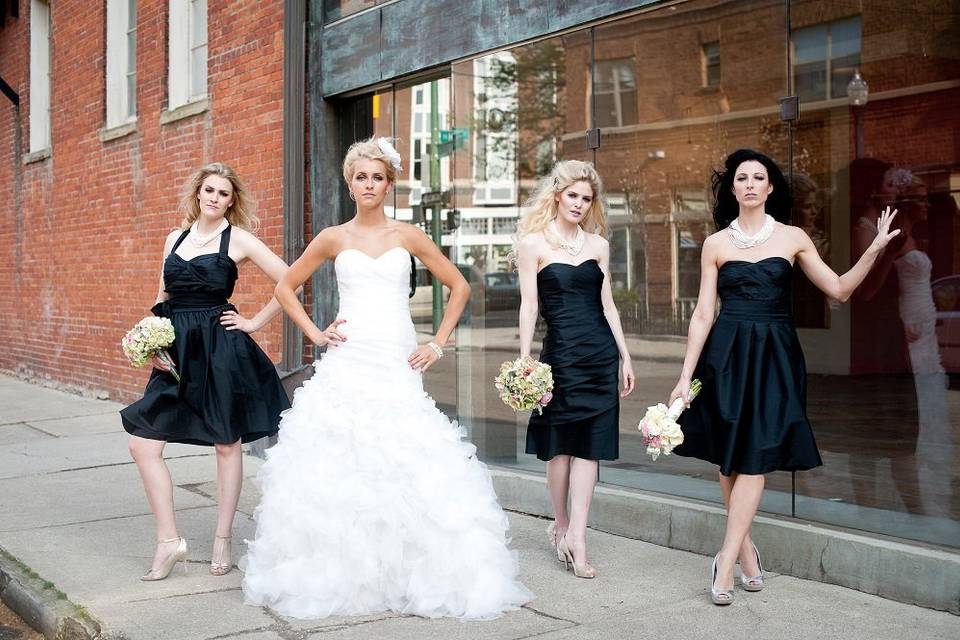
(179, 162), (258, 232)
(342, 137), (400, 184)
(516, 160), (608, 246)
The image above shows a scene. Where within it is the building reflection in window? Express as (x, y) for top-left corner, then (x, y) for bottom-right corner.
(348, 0), (960, 547)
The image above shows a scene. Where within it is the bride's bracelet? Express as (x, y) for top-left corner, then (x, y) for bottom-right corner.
(427, 342), (444, 359)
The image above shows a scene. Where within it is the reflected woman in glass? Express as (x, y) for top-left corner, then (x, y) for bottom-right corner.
(514, 160), (635, 579)
(849, 161), (921, 513)
(891, 174), (952, 505)
(792, 172), (830, 328)
(669, 149), (899, 605)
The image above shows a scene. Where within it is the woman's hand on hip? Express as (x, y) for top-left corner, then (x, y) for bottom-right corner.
(220, 310), (258, 333)
(310, 319), (348, 347)
(408, 344), (440, 372)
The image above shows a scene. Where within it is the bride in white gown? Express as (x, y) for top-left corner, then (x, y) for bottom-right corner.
(241, 137), (532, 619)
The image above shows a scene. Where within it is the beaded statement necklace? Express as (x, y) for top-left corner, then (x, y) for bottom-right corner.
(549, 220), (585, 256)
(727, 214), (775, 249)
(189, 220), (229, 248)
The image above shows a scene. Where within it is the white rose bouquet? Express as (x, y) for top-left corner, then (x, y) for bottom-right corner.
(122, 317), (180, 382)
(494, 357), (554, 415)
(638, 379), (702, 460)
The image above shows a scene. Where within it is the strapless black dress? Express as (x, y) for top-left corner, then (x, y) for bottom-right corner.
(674, 257), (822, 475)
(526, 260), (620, 461)
(120, 226), (289, 446)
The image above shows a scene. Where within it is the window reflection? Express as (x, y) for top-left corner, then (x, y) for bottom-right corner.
(793, 16), (862, 102)
(593, 58), (638, 127)
(340, 0), (960, 548)
(323, 0), (378, 23)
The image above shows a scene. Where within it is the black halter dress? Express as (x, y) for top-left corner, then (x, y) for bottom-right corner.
(121, 226), (288, 446)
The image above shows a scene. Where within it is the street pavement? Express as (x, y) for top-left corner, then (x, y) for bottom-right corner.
(0, 375), (956, 639)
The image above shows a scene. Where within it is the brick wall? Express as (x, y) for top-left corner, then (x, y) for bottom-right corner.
(0, 1), (287, 402)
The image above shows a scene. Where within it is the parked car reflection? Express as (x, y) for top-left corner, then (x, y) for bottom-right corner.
(410, 266), (520, 324)
(410, 264), (484, 323)
(483, 272), (521, 311)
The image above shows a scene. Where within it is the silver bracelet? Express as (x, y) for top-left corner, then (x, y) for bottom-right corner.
(427, 342), (444, 359)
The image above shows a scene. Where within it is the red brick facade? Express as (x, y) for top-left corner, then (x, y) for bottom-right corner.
(0, 1), (287, 402)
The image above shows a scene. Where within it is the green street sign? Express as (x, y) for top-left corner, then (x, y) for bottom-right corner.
(425, 141), (455, 158)
(439, 127), (469, 146)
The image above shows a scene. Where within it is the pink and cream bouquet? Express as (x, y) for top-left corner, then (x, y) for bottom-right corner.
(122, 317), (180, 382)
(495, 356), (554, 415)
(638, 379), (702, 460)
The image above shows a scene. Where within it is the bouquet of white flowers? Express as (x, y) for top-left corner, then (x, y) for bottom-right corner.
(122, 316), (180, 382)
(494, 357), (554, 415)
(638, 379), (702, 460)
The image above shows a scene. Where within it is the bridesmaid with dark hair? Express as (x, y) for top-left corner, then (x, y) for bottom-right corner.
(669, 149), (899, 605)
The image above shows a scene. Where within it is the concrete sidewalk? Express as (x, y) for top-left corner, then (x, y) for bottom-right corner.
(0, 375), (955, 640)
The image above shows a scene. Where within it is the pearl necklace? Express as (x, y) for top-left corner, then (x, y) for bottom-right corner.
(550, 220), (585, 256)
(189, 220), (228, 248)
(728, 214), (775, 249)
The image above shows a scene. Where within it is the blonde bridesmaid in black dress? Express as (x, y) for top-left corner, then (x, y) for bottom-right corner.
(669, 149), (900, 605)
(122, 163), (294, 581)
(515, 160), (635, 579)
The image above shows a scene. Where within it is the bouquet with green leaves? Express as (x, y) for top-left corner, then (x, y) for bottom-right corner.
(122, 316), (179, 381)
(494, 356), (554, 415)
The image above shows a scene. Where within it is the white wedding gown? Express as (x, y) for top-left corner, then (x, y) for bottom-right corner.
(241, 247), (532, 620)
(894, 249), (953, 499)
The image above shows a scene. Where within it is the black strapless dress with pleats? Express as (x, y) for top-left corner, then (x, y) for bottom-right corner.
(674, 257), (823, 475)
(121, 226), (289, 446)
(526, 260), (620, 461)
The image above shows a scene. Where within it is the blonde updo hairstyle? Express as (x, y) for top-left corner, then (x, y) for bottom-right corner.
(342, 137), (400, 185)
(515, 160), (608, 250)
(179, 162), (258, 232)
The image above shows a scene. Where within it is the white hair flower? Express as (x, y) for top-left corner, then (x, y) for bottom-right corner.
(376, 138), (403, 174)
(890, 167), (913, 191)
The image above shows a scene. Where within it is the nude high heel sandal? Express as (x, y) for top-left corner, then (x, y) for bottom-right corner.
(739, 543), (764, 592)
(140, 537), (188, 582)
(558, 535), (596, 579)
(711, 555), (734, 605)
(546, 522), (564, 562)
(210, 535), (232, 576)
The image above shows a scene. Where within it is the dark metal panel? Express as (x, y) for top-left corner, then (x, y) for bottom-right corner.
(320, 0), (660, 97)
(320, 8), (381, 97)
(283, 0), (307, 369)
(549, 0), (658, 32)
(378, 0), (551, 83)
(308, 1), (342, 357)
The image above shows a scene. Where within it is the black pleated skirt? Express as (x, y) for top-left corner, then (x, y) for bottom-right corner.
(121, 303), (288, 446)
(674, 310), (823, 475)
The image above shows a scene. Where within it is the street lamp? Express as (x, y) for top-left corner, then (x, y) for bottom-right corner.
(846, 70), (869, 106)
(847, 70), (869, 158)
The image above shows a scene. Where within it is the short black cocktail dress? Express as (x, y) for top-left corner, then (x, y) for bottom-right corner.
(674, 257), (823, 475)
(121, 226), (288, 446)
(526, 260), (620, 461)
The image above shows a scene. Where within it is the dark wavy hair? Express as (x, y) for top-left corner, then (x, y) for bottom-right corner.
(712, 149), (792, 230)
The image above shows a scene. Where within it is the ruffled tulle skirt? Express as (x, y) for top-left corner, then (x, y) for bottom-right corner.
(240, 334), (532, 620)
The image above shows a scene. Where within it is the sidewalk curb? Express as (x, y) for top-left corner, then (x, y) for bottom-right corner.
(491, 467), (960, 615)
(0, 547), (102, 640)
